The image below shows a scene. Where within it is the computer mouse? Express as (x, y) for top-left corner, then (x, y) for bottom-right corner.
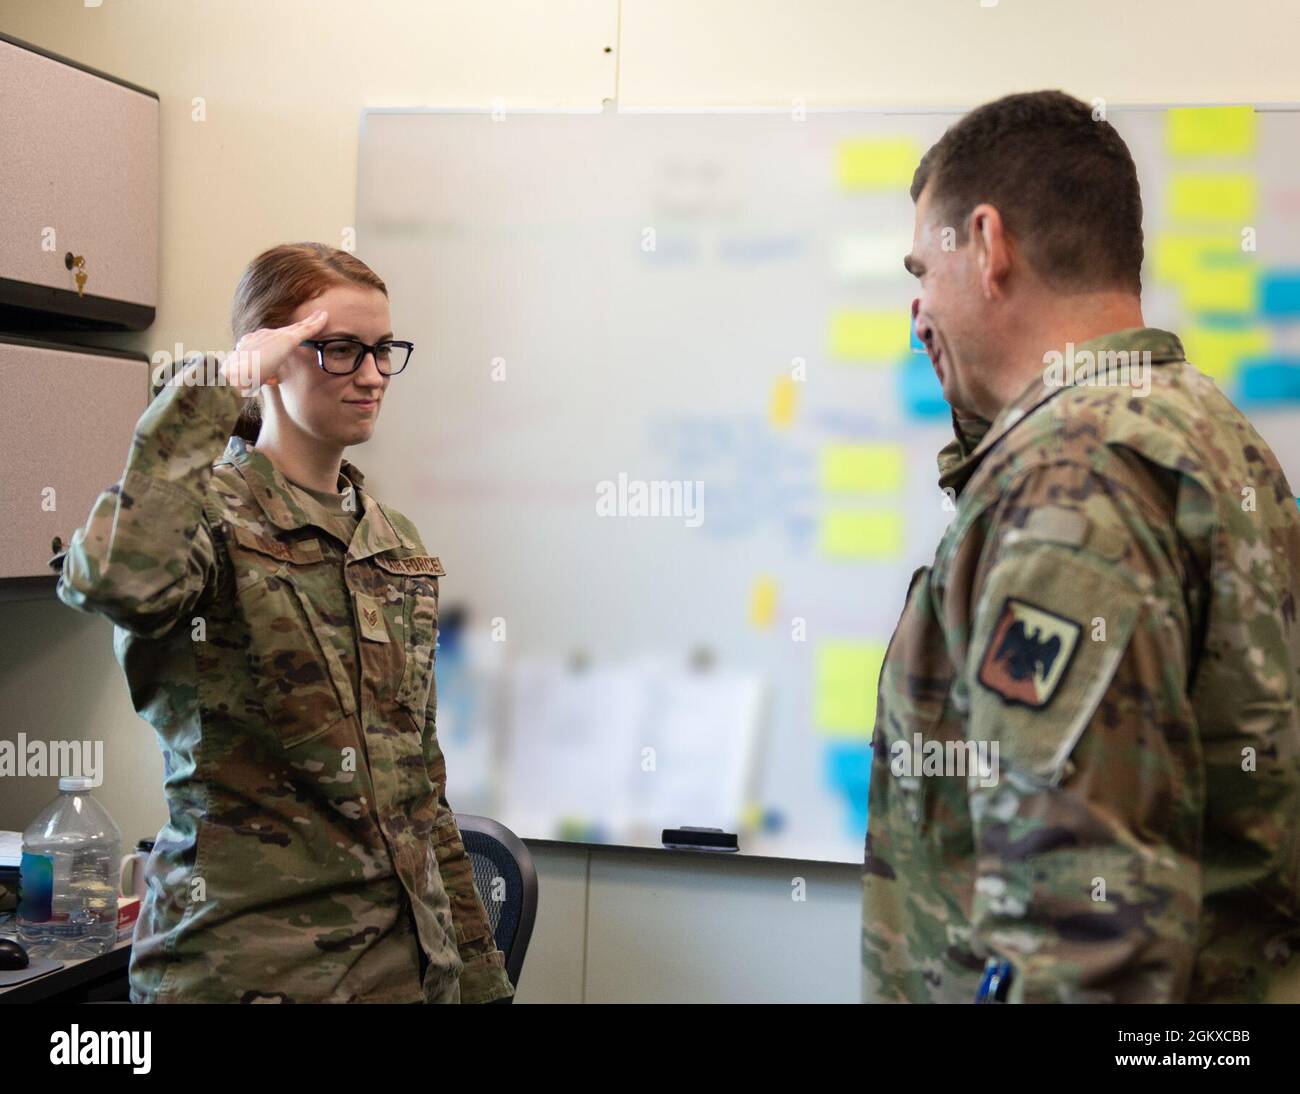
(0, 938), (30, 970)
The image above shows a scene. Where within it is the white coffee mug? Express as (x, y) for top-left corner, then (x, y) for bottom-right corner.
(119, 849), (148, 901)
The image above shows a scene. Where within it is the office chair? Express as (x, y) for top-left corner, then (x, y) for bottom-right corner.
(454, 813), (537, 1000)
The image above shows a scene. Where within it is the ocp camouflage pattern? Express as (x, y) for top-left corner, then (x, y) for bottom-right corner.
(52, 356), (513, 1003)
(863, 328), (1300, 1003)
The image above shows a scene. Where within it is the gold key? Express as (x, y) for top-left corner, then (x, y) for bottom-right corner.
(71, 255), (87, 296)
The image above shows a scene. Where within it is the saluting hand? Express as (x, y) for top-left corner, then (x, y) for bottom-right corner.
(221, 308), (331, 395)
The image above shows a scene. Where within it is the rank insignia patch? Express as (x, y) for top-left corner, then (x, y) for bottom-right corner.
(354, 591), (391, 643)
(977, 597), (1081, 708)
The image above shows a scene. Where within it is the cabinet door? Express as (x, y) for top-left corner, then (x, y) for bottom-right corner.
(0, 338), (149, 581)
(0, 35), (158, 329)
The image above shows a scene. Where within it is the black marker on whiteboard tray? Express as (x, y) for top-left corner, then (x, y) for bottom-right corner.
(661, 827), (738, 852)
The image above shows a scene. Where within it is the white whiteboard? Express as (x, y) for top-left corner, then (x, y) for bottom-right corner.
(356, 106), (1300, 863)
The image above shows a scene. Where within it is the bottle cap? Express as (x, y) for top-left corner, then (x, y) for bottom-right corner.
(58, 777), (96, 792)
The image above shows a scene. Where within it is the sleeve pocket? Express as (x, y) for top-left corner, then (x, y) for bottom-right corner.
(967, 542), (1142, 786)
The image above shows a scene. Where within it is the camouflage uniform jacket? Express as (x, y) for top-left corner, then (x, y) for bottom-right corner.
(862, 327), (1300, 1003)
(51, 356), (514, 1003)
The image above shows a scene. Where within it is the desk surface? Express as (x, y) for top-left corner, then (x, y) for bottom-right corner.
(0, 937), (131, 1003)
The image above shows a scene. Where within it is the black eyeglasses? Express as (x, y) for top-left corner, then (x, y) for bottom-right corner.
(300, 338), (414, 376)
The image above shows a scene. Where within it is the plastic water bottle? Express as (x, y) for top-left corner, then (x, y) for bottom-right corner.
(18, 778), (122, 959)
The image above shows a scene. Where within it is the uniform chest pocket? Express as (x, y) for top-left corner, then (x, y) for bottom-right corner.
(228, 526), (357, 748)
(396, 575), (438, 720)
(373, 554), (442, 722)
(875, 565), (958, 832)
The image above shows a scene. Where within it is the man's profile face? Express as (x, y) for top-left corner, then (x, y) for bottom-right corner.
(905, 184), (991, 418)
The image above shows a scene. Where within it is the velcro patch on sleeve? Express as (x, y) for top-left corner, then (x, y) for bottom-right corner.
(1022, 506), (1089, 547)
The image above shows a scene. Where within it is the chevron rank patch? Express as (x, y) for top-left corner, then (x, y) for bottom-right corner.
(354, 591), (390, 643)
(977, 597), (1081, 708)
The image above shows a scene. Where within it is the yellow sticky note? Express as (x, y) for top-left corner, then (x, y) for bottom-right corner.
(1151, 232), (1242, 285)
(836, 137), (921, 191)
(1182, 265), (1256, 313)
(819, 510), (904, 558)
(1167, 107), (1256, 158)
(820, 444), (906, 494)
(829, 311), (910, 362)
(769, 376), (797, 428)
(1168, 174), (1256, 223)
(1182, 324), (1269, 384)
(749, 576), (778, 629)
(815, 640), (887, 738)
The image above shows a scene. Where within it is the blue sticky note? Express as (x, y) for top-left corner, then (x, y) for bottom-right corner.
(1261, 271), (1300, 318)
(900, 354), (949, 418)
(1237, 356), (1300, 406)
(825, 742), (872, 840)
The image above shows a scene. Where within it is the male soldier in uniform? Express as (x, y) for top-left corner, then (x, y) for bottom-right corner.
(863, 90), (1300, 1003)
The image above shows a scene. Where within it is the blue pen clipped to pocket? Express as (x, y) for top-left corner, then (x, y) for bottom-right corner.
(976, 958), (1013, 1003)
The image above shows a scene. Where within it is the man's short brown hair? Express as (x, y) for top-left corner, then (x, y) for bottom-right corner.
(911, 90), (1144, 294)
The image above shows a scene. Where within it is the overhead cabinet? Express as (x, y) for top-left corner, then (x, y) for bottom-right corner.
(0, 33), (159, 330)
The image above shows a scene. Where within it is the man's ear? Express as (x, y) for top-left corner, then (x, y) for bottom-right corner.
(968, 203), (1011, 300)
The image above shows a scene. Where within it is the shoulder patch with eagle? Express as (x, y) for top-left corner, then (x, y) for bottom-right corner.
(977, 597), (1082, 708)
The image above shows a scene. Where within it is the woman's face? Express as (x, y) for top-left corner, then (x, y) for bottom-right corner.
(269, 283), (394, 449)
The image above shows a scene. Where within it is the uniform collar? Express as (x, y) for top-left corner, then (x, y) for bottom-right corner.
(938, 326), (1184, 497)
(221, 436), (414, 560)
